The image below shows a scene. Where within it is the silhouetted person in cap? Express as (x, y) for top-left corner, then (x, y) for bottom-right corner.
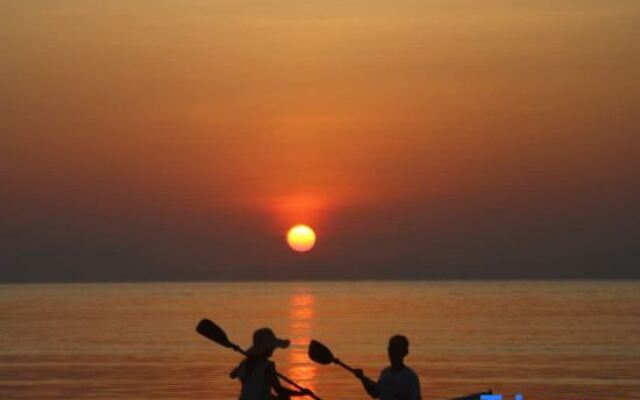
(231, 327), (312, 400)
(354, 335), (421, 400)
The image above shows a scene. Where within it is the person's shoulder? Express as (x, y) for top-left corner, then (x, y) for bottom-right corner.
(378, 366), (392, 379)
(403, 366), (420, 380)
(380, 366), (393, 375)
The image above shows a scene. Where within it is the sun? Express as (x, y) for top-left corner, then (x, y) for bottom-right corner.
(287, 224), (316, 252)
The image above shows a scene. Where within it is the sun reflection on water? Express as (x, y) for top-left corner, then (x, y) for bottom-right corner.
(287, 291), (317, 392)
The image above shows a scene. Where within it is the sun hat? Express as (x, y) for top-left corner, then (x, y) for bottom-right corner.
(246, 327), (290, 356)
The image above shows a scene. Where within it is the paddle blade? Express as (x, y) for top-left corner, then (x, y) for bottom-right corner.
(196, 319), (232, 348)
(308, 340), (335, 365)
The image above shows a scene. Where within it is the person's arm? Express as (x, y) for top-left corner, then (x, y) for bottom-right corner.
(230, 360), (245, 379)
(409, 371), (421, 400)
(269, 363), (312, 398)
(353, 369), (379, 399)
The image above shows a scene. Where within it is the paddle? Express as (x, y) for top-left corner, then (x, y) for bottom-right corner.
(196, 319), (322, 400)
(309, 339), (491, 400)
(308, 340), (365, 377)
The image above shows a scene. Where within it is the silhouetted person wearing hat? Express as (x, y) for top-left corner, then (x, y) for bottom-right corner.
(354, 335), (421, 400)
(231, 328), (312, 400)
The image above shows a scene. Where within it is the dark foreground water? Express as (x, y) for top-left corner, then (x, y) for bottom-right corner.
(1, 281), (639, 400)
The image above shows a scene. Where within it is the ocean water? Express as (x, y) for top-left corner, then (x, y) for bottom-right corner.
(0, 281), (639, 400)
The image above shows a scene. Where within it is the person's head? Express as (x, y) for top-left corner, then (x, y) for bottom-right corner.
(246, 327), (290, 358)
(387, 335), (409, 365)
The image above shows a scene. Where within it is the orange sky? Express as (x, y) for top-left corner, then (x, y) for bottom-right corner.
(2, 1), (639, 281)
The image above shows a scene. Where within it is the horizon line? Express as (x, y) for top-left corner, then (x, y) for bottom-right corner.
(2, 277), (639, 285)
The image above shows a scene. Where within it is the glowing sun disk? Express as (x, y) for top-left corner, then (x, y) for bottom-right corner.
(287, 225), (316, 252)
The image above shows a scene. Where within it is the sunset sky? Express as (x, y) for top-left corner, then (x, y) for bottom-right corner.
(2, 1), (639, 281)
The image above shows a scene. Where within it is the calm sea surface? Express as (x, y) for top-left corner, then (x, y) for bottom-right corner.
(1, 281), (639, 400)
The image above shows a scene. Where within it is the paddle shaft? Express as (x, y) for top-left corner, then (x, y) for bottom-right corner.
(333, 358), (378, 384)
(333, 358), (358, 374)
(228, 343), (322, 400)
